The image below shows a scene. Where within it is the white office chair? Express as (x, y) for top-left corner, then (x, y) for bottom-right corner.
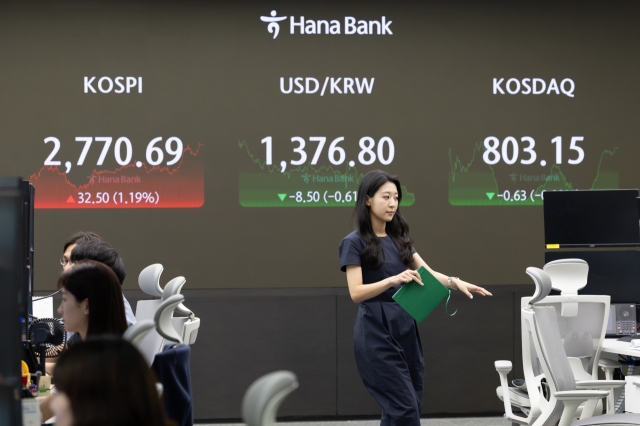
(162, 276), (201, 345)
(545, 258), (621, 413)
(135, 264), (168, 365)
(496, 260), (615, 425)
(242, 371), (299, 426)
(123, 320), (155, 348)
(503, 267), (639, 426)
(155, 294), (186, 345)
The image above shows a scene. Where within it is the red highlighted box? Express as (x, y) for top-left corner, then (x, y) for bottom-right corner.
(29, 145), (204, 209)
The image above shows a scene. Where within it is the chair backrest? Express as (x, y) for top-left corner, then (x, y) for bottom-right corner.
(529, 305), (578, 426)
(522, 266), (609, 378)
(517, 267), (610, 424)
(242, 371), (298, 426)
(543, 259), (589, 296)
(123, 320), (155, 349)
(534, 306), (577, 392)
(135, 299), (166, 366)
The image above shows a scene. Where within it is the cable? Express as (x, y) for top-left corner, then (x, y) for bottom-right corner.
(32, 289), (61, 301)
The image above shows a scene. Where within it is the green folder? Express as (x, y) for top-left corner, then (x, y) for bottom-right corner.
(392, 266), (450, 323)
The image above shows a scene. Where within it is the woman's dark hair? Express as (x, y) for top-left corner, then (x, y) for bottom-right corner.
(57, 260), (127, 337)
(353, 170), (413, 268)
(71, 241), (126, 285)
(54, 336), (174, 426)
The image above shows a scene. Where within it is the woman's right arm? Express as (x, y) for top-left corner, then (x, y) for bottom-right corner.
(345, 265), (423, 303)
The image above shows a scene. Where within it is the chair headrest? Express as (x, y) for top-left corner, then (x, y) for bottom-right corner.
(123, 320), (155, 349)
(162, 276), (193, 317)
(154, 294), (185, 345)
(162, 276), (186, 299)
(138, 264), (164, 297)
(241, 371), (299, 426)
(526, 267), (553, 306)
(543, 258), (588, 295)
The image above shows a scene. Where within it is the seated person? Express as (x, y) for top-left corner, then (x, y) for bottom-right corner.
(58, 260), (128, 345)
(50, 336), (173, 426)
(41, 260), (129, 420)
(61, 232), (136, 326)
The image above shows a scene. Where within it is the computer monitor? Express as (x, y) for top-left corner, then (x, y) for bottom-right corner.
(20, 182), (34, 323)
(0, 177), (28, 424)
(543, 189), (640, 248)
(545, 250), (640, 304)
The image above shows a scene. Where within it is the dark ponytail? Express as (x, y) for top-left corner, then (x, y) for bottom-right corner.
(352, 170), (414, 268)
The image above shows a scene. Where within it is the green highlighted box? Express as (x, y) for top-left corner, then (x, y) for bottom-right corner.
(240, 173), (415, 207)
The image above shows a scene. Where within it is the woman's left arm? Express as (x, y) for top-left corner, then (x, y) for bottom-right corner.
(410, 253), (492, 299)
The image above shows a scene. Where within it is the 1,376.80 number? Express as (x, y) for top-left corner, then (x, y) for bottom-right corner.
(261, 136), (395, 167)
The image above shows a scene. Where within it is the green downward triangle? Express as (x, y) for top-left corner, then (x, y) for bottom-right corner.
(277, 193), (287, 201)
(486, 192), (495, 200)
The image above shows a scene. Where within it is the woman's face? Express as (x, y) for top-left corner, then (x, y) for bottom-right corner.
(366, 181), (399, 224)
(50, 392), (74, 426)
(57, 287), (88, 335)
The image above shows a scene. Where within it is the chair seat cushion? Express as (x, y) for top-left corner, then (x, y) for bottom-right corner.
(496, 386), (531, 407)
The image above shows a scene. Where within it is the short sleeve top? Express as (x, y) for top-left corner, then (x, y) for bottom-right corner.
(339, 230), (416, 302)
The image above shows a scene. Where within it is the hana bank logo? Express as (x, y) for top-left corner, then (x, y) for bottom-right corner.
(260, 11), (393, 38)
(260, 10), (287, 39)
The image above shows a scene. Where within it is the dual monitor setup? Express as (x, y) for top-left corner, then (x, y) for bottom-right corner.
(544, 189), (640, 338)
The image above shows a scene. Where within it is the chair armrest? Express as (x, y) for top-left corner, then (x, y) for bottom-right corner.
(494, 361), (529, 424)
(555, 391), (610, 426)
(576, 380), (626, 390)
(495, 360), (512, 373)
(555, 390), (609, 401)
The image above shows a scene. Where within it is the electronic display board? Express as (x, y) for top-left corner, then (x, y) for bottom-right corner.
(1, 1), (639, 289)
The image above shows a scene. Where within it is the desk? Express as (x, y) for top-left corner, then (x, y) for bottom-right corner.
(601, 338), (640, 413)
(602, 338), (640, 358)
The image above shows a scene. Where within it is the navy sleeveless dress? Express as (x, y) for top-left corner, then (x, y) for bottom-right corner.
(339, 231), (424, 426)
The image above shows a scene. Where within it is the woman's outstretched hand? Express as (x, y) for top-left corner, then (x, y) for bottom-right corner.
(453, 279), (492, 299)
(391, 269), (424, 286)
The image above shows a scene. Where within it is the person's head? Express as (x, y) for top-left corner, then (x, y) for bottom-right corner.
(69, 241), (126, 285)
(353, 170), (413, 267)
(57, 260), (127, 339)
(61, 231), (103, 270)
(51, 336), (173, 426)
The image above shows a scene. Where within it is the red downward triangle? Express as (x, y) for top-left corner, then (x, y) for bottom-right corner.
(66, 195), (76, 203)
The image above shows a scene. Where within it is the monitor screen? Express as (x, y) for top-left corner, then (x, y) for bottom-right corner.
(544, 190), (640, 247)
(2, 1), (640, 287)
(0, 178), (28, 423)
(545, 250), (640, 304)
(20, 182), (35, 320)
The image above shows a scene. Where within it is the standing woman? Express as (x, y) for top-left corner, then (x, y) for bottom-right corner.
(339, 170), (492, 426)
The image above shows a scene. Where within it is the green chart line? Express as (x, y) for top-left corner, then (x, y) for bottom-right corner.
(447, 142), (619, 206)
(237, 140), (415, 207)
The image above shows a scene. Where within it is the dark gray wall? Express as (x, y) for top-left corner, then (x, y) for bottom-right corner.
(42, 284), (532, 421)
